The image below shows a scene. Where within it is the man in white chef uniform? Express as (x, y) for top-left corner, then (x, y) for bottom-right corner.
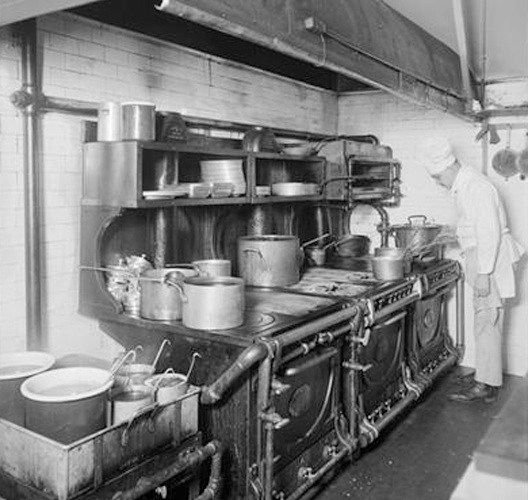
(422, 137), (524, 403)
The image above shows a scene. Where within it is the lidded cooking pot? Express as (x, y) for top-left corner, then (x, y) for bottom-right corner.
(237, 235), (301, 287)
(389, 215), (443, 254)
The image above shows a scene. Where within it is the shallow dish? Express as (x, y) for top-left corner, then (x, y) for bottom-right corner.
(271, 182), (319, 196)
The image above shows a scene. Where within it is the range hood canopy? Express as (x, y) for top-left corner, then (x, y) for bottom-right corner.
(73, 0), (475, 119)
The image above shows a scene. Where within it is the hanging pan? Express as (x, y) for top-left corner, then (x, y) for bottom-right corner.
(491, 126), (518, 180)
(516, 131), (528, 180)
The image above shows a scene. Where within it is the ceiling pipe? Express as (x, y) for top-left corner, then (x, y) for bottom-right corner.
(10, 19), (44, 350)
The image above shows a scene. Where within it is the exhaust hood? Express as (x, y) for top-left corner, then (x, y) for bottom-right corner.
(153, 0), (474, 118)
(73, 0), (474, 119)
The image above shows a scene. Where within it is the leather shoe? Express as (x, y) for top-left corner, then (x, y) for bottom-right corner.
(456, 370), (475, 385)
(448, 382), (498, 403)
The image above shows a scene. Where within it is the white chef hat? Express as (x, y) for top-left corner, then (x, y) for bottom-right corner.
(422, 137), (456, 175)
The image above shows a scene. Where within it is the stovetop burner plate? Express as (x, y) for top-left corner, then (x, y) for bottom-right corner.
(286, 267), (377, 298)
(243, 311), (276, 329)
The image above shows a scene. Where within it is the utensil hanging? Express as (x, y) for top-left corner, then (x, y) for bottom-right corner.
(491, 126), (518, 180)
(151, 339), (172, 370)
(516, 131), (528, 180)
(184, 352), (202, 382)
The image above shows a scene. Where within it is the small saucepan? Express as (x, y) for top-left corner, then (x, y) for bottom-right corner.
(334, 235), (371, 257)
(305, 240), (336, 267)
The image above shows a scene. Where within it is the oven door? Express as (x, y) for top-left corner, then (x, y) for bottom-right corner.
(352, 310), (407, 419)
(273, 346), (339, 470)
(408, 293), (449, 373)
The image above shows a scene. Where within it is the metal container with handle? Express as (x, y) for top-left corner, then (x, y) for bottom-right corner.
(176, 276), (245, 330)
(139, 267), (198, 321)
(389, 215), (443, 255)
(237, 235), (301, 286)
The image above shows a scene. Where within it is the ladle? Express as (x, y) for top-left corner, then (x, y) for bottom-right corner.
(301, 233), (331, 249)
(322, 240), (337, 251)
(184, 352), (202, 382)
(151, 339), (172, 371)
(107, 349), (136, 384)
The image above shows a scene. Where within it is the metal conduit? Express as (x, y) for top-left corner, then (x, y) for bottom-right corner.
(16, 20), (43, 349)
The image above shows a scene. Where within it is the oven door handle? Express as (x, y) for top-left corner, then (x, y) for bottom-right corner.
(284, 347), (338, 377)
(376, 310), (407, 327)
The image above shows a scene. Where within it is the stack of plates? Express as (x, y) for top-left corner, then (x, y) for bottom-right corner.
(200, 159), (246, 196)
(170, 183), (212, 198)
(255, 185), (271, 197)
(211, 182), (235, 198)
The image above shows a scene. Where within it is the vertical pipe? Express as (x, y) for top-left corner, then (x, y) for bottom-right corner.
(257, 354), (273, 500)
(153, 208), (170, 268)
(456, 275), (465, 355)
(20, 19), (43, 350)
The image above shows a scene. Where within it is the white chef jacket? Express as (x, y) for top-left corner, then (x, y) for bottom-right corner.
(450, 163), (524, 299)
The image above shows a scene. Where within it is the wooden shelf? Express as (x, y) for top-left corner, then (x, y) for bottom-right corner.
(82, 140), (326, 208)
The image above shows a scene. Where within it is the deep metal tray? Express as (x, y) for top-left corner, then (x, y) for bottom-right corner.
(0, 386), (199, 500)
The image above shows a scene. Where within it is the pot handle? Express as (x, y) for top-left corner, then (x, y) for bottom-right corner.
(164, 274), (188, 302)
(242, 248), (270, 272)
(407, 215), (427, 226)
(121, 402), (160, 447)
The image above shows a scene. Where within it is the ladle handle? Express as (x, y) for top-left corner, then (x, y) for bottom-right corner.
(301, 232), (331, 249)
(151, 339), (172, 370)
(79, 265), (134, 276)
(185, 352), (202, 382)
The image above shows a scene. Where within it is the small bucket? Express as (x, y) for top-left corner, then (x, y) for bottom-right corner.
(121, 102), (156, 140)
(0, 351), (55, 425)
(108, 384), (155, 426)
(97, 101), (122, 141)
(145, 370), (188, 405)
(115, 363), (155, 388)
(192, 259), (232, 277)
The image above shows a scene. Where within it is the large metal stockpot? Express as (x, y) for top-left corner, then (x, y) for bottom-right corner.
(139, 267), (198, 321)
(179, 276), (245, 330)
(237, 235), (301, 286)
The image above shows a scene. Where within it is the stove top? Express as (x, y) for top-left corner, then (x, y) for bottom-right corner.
(285, 267), (377, 298)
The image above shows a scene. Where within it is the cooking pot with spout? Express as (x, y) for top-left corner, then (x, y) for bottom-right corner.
(237, 235), (301, 286)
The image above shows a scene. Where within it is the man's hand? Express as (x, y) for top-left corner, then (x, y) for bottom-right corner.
(474, 273), (490, 297)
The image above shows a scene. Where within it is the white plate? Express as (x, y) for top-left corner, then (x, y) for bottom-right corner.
(143, 191), (187, 200)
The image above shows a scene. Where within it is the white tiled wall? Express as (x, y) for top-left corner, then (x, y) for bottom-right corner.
(1, 12), (526, 376)
(0, 13), (337, 361)
(338, 91), (528, 376)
